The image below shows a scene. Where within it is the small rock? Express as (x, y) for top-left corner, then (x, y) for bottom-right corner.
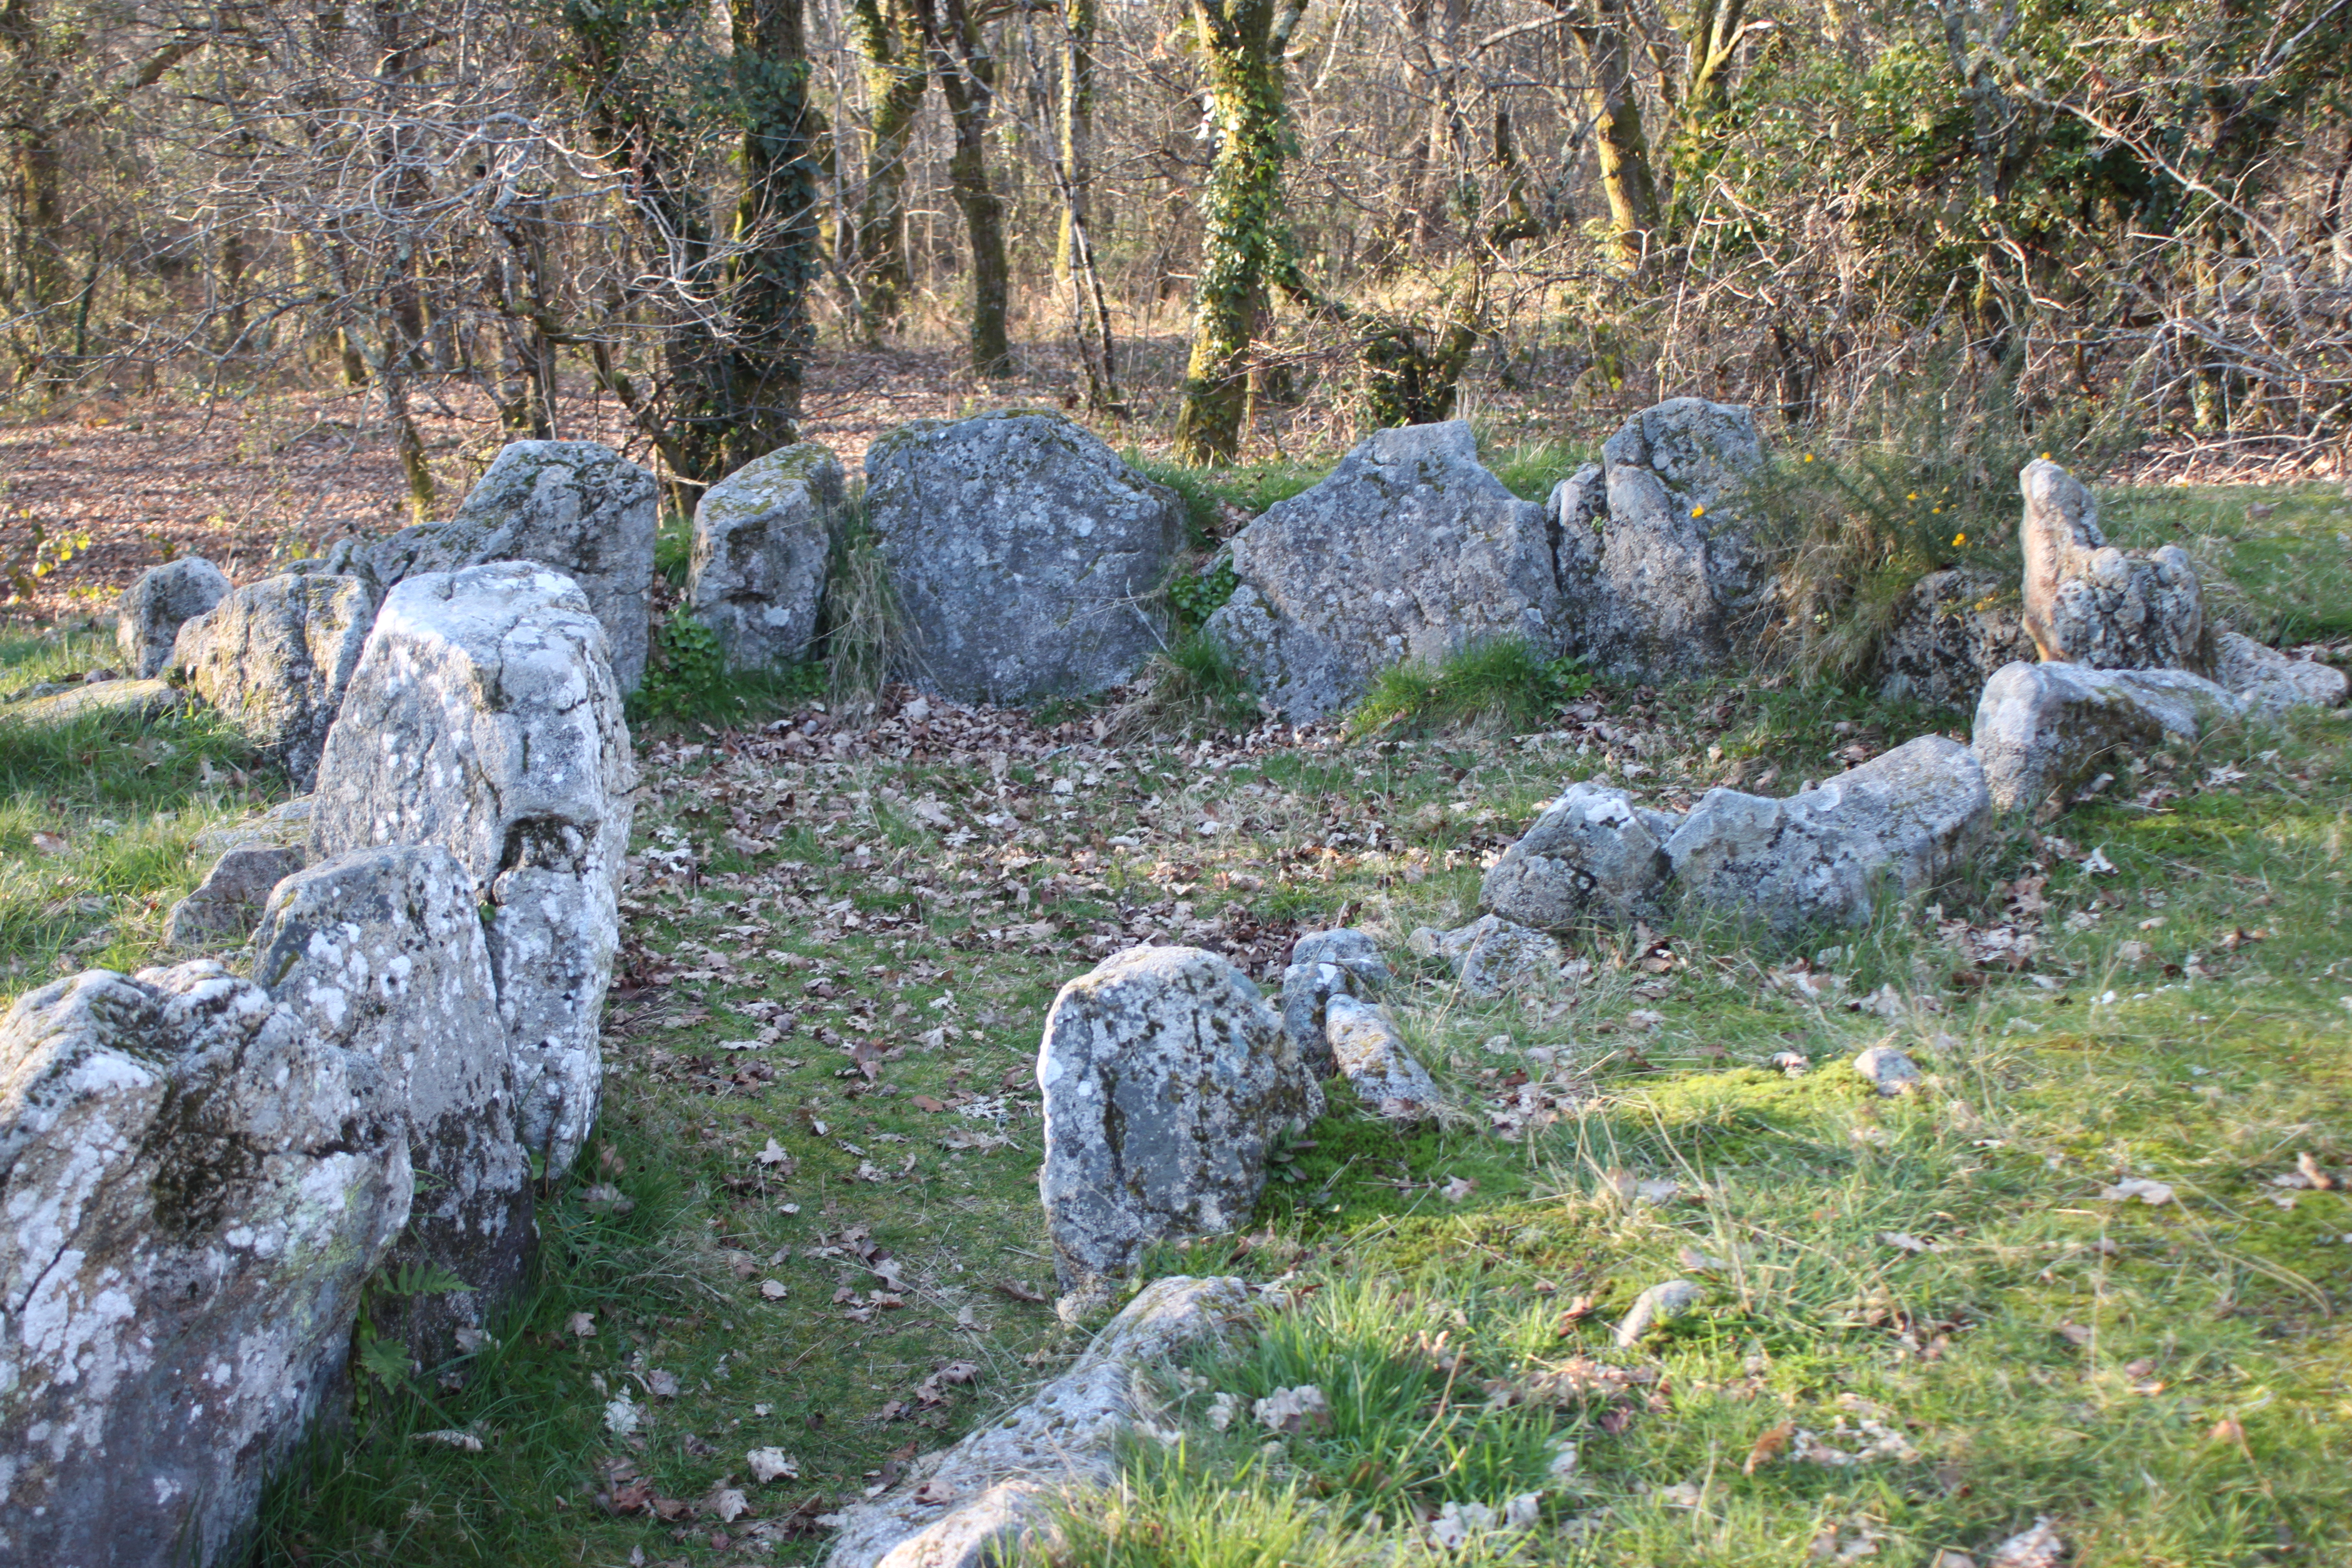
(116, 556), (231, 677)
(1421, 914), (1564, 996)
(2211, 630), (2347, 714)
(1323, 995), (1438, 1118)
(1038, 948), (1321, 1313)
(163, 844), (305, 949)
(1613, 1279), (1704, 1347)
(1852, 1044), (1920, 1096)
(1252, 1384), (1331, 1435)
(1277, 928), (1389, 1074)
(821, 1276), (1251, 1568)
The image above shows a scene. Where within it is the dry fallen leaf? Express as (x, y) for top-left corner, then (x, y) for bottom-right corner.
(1440, 1175), (1476, 1203)
(30, 831), (69, 855)
(1744, 1419), (1796, 1474)
(2099, 1177), (2174, 1205)
(746, 1447), (799, 1483)
(760, 1278), (788, 1300)
(567, 1311), (596, 1338)
(705, 1485), (749, 1523)
(756, 1138), (791, 1166)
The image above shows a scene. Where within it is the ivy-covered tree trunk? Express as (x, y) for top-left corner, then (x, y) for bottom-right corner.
(846, 0), (928, 338)
(725, 0), (823, 470)
(923, 0), (1011, 377)
(1172, 0), (1309, 464)
(1557, 0), (1659, 266)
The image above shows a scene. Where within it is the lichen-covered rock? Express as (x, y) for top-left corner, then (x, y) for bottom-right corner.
(1553, 398), (1768, 677)
(824, 1275), (1251, 1568)
(1852, 1043), (1920, 1096)
(311, 562), (636, 1176)
(117, 556), (231, 678)
(1323, 995), (1438, 1118)
(1205, 421), (1558, 720)
(689, 442), (844, 671)
(2, 676), (187, 728)
(1480, 782), (1678, 931)
(1613, 1278), (1702, 1348)
(194, 794), (314, 860)
(0, 961), (408, 1567)
(2018, 459), (2207, 673)
(864, 412), (1184, 705)
(1278, 928), (1390, 1075)
(1037, 947), (1321, 1315)
(2212, 630), (2348, 715)
(1874, 567), (2037, 708)
(1971, 660), (2244, 813)
(171, 573), (378, 789)
(1663, 736), (1991, 930)
(255, 846), (534, 1371)
(364, 441), (659, 692)
(164, 844), (305, 950)
(1414, 913), (1564, 997)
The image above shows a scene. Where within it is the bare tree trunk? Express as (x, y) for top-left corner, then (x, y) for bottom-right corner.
(1559, 0), (1659, 267)
(923, 0), (1012, 377)
(846, 0), (928, 338)
(725, 0), (824, 468)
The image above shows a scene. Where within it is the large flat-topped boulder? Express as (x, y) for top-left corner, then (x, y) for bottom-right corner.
(0, 961), (407, 1567)
(117, 555), (230, 678)
(1206, 420), (1557, 720)
(1038, 946), (1321, 1317)
(689, 442), (843, 671)
(1663, 736), (1992, 930)
(310, 562), (635, 1176)
(363, 441), (659, 692)
(1972, 660), (2244, 812)
(171, 573), (378, 789)
(865, 411), (1184, 705)
(1552, 397), (1769, 677)
(255, 846), (535, 1371)
(2018, 459), (2206, 673)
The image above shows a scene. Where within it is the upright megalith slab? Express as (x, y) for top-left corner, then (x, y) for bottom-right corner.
(0, 961), (409, 1567)
(364, 441), (660, 692)
(310, 562), (636, 1177)
(1971, 660), (2243, 813)
(171, 572), (379, 789)
(1874, 567), (2036, 708)
(1663, 735), (1991, 929)
(2018, 459), (2206, 674)
(689, 441), (844, 671)
(1551, 397), (1769, 678)
(864, 411), (1185, 705)
(255, 846), (535, 1371)
(1038, 946), (1322, 1317)
(117, 555), (231, 678)
(1205, 420), (1559, 720)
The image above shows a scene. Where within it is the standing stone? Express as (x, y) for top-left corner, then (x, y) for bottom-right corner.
(1323, 995), (1438, 1119)
(1277, 928), (1390, 1075)
(1037, 947), (1322, 1316)
(171, 573), (379, 789)
(1480, 782), (1678, 931)
(364, 441), (659, 692)
(2017, 459), (2207, 673)
(1663, 736), (1991, 929)
(0, 961), (408, 1567)
(1204, 421), (1558, 720)
(310, 563), (635, 1177)
(117, 556), (231, 678)
(164, 844), (305, 950)
(1874, 568), (2037, 708)
(2211, 630), (2348, 715)
(1971, 660), (2244, 813)
(1554, 398), (1769, 678)
(864, 411), (1184, 705)
(689, 442), (844, 671)
(254, 846), (535, 1372)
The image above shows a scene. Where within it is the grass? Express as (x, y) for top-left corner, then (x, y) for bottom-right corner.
(1350, 638), (1596, 737)
(9, 473), (2348, 1568)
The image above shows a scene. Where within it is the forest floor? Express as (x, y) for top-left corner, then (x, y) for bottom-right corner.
(1, 445), (2349, 1566)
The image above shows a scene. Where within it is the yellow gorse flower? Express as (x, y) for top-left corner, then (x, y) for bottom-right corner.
(1953, 533), (1967, 547)
(1691, 505), (1706, 518)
